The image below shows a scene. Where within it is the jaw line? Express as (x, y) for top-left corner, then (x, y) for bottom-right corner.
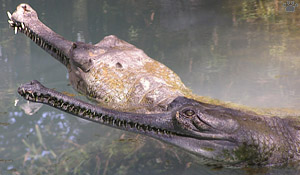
(159, 133), (238, 162)
(18, 80), (238, 163)
(18, 80), (239, 157)
(8, 4), (73, 68)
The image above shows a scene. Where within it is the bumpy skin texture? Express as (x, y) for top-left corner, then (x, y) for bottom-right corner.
(18, 80), (300, 167)
(9, 3), (300, 117)
(9, 4), (300, 167)
(9, 3), (190, 114)
(69, 39), (190, 113)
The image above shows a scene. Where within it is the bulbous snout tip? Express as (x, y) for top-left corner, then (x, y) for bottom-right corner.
(18, 80), (44, 96)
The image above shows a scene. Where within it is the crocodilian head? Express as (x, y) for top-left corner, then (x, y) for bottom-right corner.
(7, 3), (94, 73)
(8, 4), (73, 68)
(8, 3), (99, 96)
(18, 81), (255, 167)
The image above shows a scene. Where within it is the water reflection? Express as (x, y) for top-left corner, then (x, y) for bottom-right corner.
(0, 0), (300, 174)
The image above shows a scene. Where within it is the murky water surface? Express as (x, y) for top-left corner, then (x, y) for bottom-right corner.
(1, 0), (300, 174)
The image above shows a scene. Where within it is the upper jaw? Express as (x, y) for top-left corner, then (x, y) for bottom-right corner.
(8, 4), (38, 29)
(8, 3), (73, 68)
(11, 3), (241, 165)
(18, 79), (241, 165)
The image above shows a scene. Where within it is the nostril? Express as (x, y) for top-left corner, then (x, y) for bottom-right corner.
(21, 4), (27, 10)
(116, 62), (123, 68)
(21, 4), (30, 12)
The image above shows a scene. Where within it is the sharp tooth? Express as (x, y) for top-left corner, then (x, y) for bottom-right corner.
(8, 20), (13, 24)
(7, 11), (12, 19)
(21, 22), (25, 29)
(14, 27), (18, 34)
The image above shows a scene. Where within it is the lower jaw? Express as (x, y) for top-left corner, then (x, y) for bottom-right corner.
(8, 18), (70, 66)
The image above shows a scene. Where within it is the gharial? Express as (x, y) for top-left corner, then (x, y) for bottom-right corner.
(8, 3), (300, 167)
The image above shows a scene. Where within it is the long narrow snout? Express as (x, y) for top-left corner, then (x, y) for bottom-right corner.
(8, 4), (73, 68)
(18, 80), (176, 137)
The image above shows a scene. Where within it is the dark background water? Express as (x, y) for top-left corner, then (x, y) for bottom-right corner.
(1, 0), (300, 174)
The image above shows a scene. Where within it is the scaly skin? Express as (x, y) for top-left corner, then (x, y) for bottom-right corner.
(8, 3), (191, 114)
(8, 3), (300, 117)
(18, 80), (300, 167)
(8, 4), (300, 167)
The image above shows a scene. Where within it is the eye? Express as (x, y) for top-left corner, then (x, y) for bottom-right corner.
(184, 109), (195, 117)
(72, 43), (77, 49)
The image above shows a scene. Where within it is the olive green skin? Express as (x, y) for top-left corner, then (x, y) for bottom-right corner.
(9, 3), (300, 117)
(69, 38), (190, 113)
(10, 3), (192, 114)
(9, 3), (300, 167)
(18, 80), (300, 167)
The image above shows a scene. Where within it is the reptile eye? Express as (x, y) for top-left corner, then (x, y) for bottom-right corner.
(72, 43), (77, 49)
(184, 109), (195, 117)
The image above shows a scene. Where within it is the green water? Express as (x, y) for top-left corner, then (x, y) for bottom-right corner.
(1, 0), (300, 174)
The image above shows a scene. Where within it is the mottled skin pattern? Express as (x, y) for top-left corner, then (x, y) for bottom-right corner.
(8, 3), (300, 117)
(9, 3), (190, 114)
(9, 4), (300, 167)
(70, 39), (190, 113)
(18, 80), (300, 167)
